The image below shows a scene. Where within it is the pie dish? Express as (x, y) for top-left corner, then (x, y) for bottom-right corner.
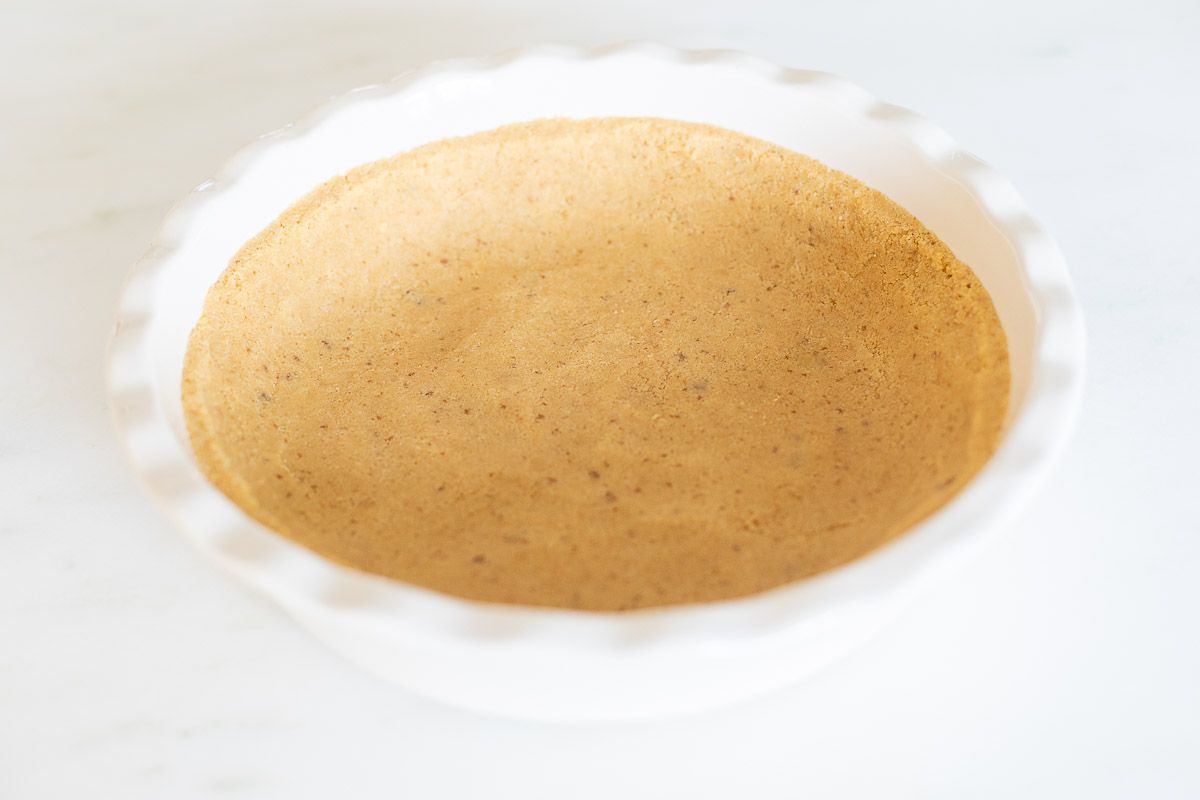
(107, 44), (1085, 721)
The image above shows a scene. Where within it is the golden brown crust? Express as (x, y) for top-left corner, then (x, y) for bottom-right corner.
(183, 117), (1009, 610)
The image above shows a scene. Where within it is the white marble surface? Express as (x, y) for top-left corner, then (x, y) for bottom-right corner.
(2, 0), (1198, 796)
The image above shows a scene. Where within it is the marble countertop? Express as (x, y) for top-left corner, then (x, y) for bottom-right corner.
(3, 0), (1198, 796)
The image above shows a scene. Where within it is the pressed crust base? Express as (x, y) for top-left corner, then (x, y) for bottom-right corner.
(183, 118), (1009, 610)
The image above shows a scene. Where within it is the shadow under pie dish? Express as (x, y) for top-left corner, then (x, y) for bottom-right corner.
(110, 45), (1084, 720)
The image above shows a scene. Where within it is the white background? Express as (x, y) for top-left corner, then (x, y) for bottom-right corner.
(3, 0), (1198, 797)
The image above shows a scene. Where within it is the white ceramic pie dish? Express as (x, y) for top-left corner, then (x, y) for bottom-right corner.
(107, 43), (1085, 722)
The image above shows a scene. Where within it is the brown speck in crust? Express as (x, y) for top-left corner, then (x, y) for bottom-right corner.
(587, 469), (600, 479)
(471, 554), (487, 564)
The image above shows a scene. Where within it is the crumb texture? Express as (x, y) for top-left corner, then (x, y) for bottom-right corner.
(183, 117), (1009, 610)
